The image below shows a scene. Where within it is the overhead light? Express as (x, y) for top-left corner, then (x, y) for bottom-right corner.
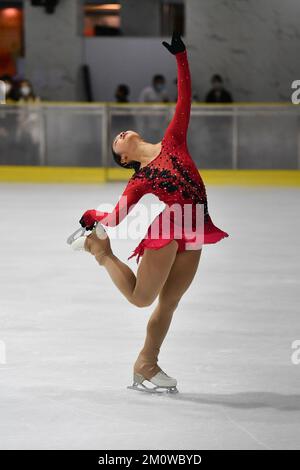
(85, 4), (121, 12)
(2, 8), (20, 18)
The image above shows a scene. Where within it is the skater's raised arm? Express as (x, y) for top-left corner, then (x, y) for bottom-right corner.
(80, 178), (144, 228)
(162, 33), (191, 147)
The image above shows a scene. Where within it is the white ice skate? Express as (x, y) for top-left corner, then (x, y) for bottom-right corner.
(67, 223), (107, 251)
(127, 369), (178, 394)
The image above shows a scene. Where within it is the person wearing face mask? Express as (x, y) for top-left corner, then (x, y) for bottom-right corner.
(5, 80), (13, 100)
(0, 75), (17, 102)
(139, 74), (169, 103)
(0, 75), (18, 154)
(17, 80), (40, 103)
(137, 75), (170, 144)
(205, 74), (233, 103)
(15, 79), (41, 164)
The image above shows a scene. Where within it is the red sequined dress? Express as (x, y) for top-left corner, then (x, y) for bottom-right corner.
(89, 50), (229, 263)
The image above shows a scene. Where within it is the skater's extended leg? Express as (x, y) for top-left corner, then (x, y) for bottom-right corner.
(85, 232), (178, 307)
(134, 248), (202, 380)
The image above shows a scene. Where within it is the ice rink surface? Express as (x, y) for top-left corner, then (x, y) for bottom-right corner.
(0, 181), (299, 450)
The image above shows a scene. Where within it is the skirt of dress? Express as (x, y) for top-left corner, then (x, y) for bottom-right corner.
(128, 211), (229, 264)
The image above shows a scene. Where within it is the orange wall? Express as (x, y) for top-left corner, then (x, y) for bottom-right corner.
(0, 8), (23, 76)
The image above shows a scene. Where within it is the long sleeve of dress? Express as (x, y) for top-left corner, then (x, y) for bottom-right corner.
(90, 177), (144, 227)
(164, 50), (192, 147)
(83, 52), (192, 230)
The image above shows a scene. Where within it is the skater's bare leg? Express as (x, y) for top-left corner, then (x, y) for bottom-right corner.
(134, 248), (202, 380)
(85, 233), (178, 307)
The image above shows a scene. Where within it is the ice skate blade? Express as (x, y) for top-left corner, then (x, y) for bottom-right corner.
(133, 371), (177, 388)
(67, 227), (87, 245)
(127, 383), (179, 395)
(67, 223), (106, 247)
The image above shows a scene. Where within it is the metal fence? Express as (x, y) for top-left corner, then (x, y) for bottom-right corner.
(0, 103), (299, 169)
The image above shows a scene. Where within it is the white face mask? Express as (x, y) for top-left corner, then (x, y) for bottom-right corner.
(20, 86), (31, 97)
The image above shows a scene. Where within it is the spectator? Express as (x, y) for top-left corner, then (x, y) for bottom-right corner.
(115, 84), (130, 103)
(205, 74), (233, 103)
(16, 80), (40, 103)
(14, 79), (41, 163)
(139, 74), (169, 103)
(113, 84), (135, 147)
(0, 75), (17, 102)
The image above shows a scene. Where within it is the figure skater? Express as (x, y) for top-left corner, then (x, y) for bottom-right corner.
(70, 33), (229, 393)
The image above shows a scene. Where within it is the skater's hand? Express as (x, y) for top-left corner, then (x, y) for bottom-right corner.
(162, 32), (186, 55)
(79, 209), (97, 231)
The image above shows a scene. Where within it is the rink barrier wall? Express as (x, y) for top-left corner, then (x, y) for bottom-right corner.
(1, 102), (300, 170)
(0, 166), (300, 186)
(3, 101), (296, 106)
